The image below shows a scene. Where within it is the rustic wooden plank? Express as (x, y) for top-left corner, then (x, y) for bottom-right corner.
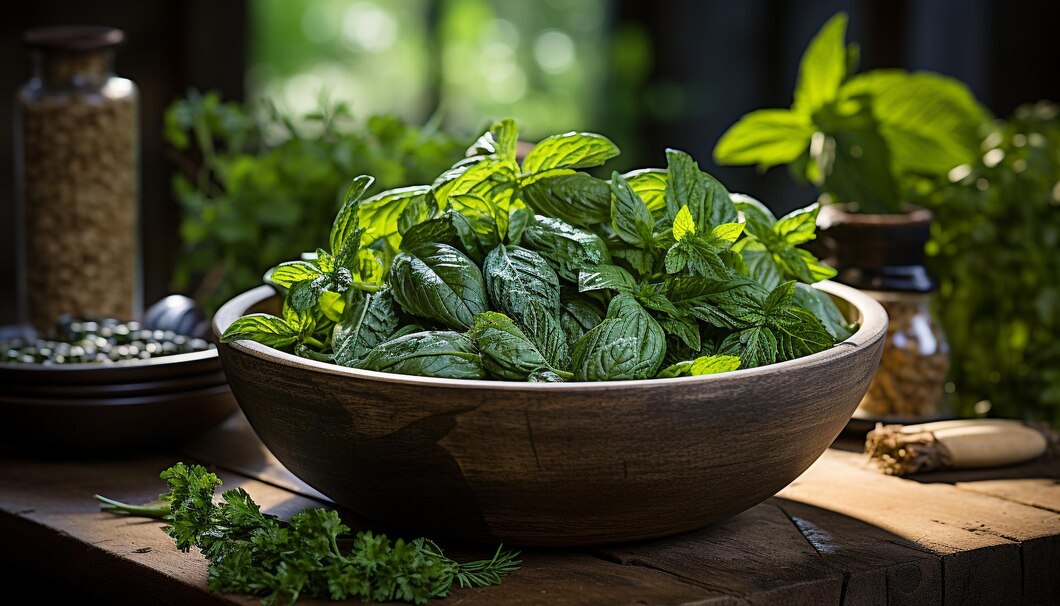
(445, 552), (736, 606)
(774, 499), (943, 606)
(597, 502), (845, 604)
(0, 456), (319, 605)
(953, 479), (1060, 514)
(779, 449), (1060, 605)
(0, 455), (725, 605)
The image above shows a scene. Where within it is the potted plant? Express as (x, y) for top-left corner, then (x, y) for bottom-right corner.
(713, 13), (988, 422)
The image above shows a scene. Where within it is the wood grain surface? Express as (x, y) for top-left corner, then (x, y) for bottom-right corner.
(1, 414), (1058, 605)
(213, 281), (888, 546)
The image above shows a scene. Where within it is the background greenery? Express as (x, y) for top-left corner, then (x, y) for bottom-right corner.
(925, 103), (1060, 424)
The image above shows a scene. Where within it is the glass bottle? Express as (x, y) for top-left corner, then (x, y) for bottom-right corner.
(818, 205), (950, 420)
(15, 26), (140, 330)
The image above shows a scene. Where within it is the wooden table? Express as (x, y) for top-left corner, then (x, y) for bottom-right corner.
(1, 414), (1057, 605)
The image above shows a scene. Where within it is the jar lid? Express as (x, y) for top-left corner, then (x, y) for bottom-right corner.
(835, 265), (935, 293)
(817, 204), (932, 269)
(23, 26), (124, 51)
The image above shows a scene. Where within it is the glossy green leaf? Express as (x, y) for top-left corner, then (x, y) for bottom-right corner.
(609, 172), (654, 247)
(390, 243), (487, 329)
(521, 132), (620, 174)
(775, 204), (820, 246)
(560, 295), (604, 345)
(794, 12), (848, 113)
(521, 172), (611, 226)
(620, 168), (668, 218)
(793, 284), (857, 341)
(332, 289), (400, 365)
(770, 306), (836, 361)
(713, 109), (815, 169)
(330, 175), (374, 254)
(578, 264), (636, 293)
(656, 354), (740, 378)
(466, 119), (518, 159)
(220, 313), (301, 349)
(571, 294), (666, 381)
(265, 261), (323, 289)
(468, 312), (552, 380)
(665, 149), (738, 228)
(521, 215), (609, 283)
(357, 185), (432, 251)
(483, 244), (561, 317)
(841, 70), (987, 175)
(673, 206), (696, 241)
(450, 193), (508, 249)
(356, 331), (485, 379)
(719, 325), (778, 369)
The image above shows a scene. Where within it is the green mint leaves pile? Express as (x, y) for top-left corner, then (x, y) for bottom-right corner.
(221, 119), (857, 381)
(96, 463), (519, 605)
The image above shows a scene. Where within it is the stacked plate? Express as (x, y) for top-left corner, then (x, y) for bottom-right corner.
(0, 296), (239, 452)
(0, 348), (237, 451)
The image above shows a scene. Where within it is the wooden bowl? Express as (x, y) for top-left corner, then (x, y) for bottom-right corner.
(215, 282), (887, 546)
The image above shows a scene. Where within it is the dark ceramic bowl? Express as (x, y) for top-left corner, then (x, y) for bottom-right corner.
(214, 281), (886, 546)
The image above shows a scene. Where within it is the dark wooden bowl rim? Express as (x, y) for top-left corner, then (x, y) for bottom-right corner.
(213, 281), (887, 392)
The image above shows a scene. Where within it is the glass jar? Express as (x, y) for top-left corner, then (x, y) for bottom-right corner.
(15, 26), (140, 330)
(817, 204), (950, 420)
(858, 290), (949, 418)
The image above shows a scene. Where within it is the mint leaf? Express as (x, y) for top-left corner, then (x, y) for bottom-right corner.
(220, 313), (302, 349)
(521, 132), (619, 174)
(664, 149), (738, 228)
(578, 264), (636, 293)
(571, 294), (666, 381)
(484, 244), (561, 317)
(609, 171), (655, 247)
(794, 283), (857, 341)
(330, 175), (374, 254)
(656, 354), (740, 378)
(672, 206), (696, 241)
(358, 185), (432, 253)
(720, 325), (778, 369)
(333, 289), (400, 366)
(483, 244), (568, 366)
(770, 306), (836, 361)
(521, 172), (611, 226)
(794, 12), (848, 114)
(619, 168), (668, 218)
(774, 204), (820, 246)
(357, 331), (485, 379)
(467, 118), (518, 159)
(468, 312), (552, 380)
(521, 215), (609, 283)
(265, 261), (324, 289)
(450, 192), (509, 249)
(390, 243), (488, 329)
(713, 109), (815, 169)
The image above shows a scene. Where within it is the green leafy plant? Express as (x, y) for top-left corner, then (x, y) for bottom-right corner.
(925, 103), (1060, 425)
(165, 91), (469, 313)
(96, 463), (519, 605)
(221, 119), (856, 382)
(713, 12), (987, 213)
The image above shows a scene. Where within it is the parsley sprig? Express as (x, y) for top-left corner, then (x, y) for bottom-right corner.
(96, 463), (519, 605)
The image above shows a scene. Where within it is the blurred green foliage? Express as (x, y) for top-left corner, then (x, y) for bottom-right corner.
(164, 91), (469, 313)
(926, 102), (1060, 425)
(247, 0), (612, 142)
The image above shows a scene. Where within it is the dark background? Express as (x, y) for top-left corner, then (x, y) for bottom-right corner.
(2, 0), (1057, 323)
